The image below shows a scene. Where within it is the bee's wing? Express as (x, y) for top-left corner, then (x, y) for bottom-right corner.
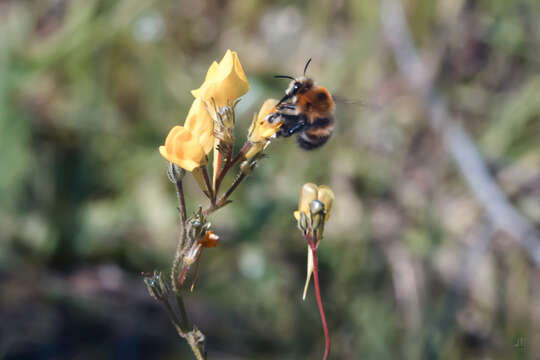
(332, 94), (385, 112)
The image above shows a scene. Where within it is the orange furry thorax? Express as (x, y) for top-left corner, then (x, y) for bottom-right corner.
(296, 86), (334, 116)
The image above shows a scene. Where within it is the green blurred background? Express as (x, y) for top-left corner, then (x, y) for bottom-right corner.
(2, 0), (540, 359)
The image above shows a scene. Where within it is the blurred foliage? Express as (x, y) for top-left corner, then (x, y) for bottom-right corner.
(1, 0), (540, 359)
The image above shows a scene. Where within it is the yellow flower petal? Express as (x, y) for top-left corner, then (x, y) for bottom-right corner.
(233, 50), (248, 85)
(159, 126), (207, 172)
(245, 142), (266, 160)
(317, 185), (335, 221)
(297, 183), (318, 220)
(205, 61), (219, 82)
(191, 50), (250, 107)
(184, 98), (214, 154)
(257, 98), (279, 120)
(248, 98), (281, 144)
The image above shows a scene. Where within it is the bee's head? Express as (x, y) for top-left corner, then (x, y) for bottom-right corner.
(285, 77), (313, 97)
(275, 58), (314, 105)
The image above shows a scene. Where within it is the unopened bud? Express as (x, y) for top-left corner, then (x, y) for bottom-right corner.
(167, 162), (185, 183)
(317, 185), (335, 221)
(310, 199), (325, 231)
(298, 211), (309, 234)
(184, 243), (203, 266)
(298, 183), (318, 218)
(244, 142), (265, 160)
(144, 271), (166, 301)
(240, 160), (256, 175)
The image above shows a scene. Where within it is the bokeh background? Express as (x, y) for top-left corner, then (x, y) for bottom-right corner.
(2, 0), (540, 359)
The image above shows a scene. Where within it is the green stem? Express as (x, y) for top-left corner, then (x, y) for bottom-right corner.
(175, 292), (190, 331)
(186, 332), (206, 360)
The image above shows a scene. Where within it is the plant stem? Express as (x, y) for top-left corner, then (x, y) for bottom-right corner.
(172, 178), (187, 293)
(175, 178), (187, 223)
(175, 292), (190, 331)
(201, 166), (215, 205)
(186, 332), (206, 360)
(203, 172), (247, 216)
(214, 142), (249, 197)
(310, 245), (331, 360)
(221, 173), (246, 202)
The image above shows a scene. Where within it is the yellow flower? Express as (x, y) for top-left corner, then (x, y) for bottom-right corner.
(317, 185), (334, 221)
(248, 99), (281, 142)
(294, 183), (319, 221)
(191, 49), (250, 107)
(292, 183), (335, 300)
(159, 126), (207, 172)
(294, 183), (334, 222)
(184, 98), (214, 154)
(159, 98), (215, 173)
(245, 99), (282, 160)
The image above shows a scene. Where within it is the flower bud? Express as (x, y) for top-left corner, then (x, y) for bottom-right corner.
(144, 271), (166, 301)
(309, 199), (325, 231)
(298, 211), (309, 234)
(244, 142), (265, 160)
(295, 183), (318, 221)
(240, 160), (256, 176)
(184, 243), (203, 266)
(317, 185), (335, 221)
(213, 103), (235, 147)
(167, 162), (186, 184)
(245, 99), (282, 160)
(292, 183), (336, 300)
(248, 99), (281, 143)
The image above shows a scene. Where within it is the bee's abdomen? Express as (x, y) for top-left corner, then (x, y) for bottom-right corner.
(308, 116), (334, 136)
(297, 115), (334, 150)
(297, 132), (330, 150)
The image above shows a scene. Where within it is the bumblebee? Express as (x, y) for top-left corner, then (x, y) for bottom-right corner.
(271, 59), (335, 150)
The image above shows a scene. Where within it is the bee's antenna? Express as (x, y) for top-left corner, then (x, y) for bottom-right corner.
(303, 58), (312, 76)
(274, 75), (295, 80)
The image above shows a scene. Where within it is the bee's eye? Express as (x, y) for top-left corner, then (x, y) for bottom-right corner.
(293, 83), (300, 91)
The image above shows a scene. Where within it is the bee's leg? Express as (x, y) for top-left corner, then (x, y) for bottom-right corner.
(277, 103), (296, 111)
(276, 114), (307, 137)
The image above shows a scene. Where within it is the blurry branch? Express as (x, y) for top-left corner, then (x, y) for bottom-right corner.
(372, 203), (423, 357)
(380, 0), (540, 267)
(425, 220), (494, 358)
(144, 271), (206, 360)
(380, 239), (422, 332)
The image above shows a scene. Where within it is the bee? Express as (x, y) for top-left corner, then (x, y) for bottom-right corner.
(270, 59), (335, 150)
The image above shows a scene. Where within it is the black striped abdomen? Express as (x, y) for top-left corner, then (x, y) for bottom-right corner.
(296, 115), (334, 150)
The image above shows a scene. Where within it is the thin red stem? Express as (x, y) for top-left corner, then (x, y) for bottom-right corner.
(201, 166), (215, 205)
(214, 142), (250, 196)
(310, 244), (330, 360)
(175, 179), (187, 224)
(178, 265), (189, 288)
(203, 172), (247, 216)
